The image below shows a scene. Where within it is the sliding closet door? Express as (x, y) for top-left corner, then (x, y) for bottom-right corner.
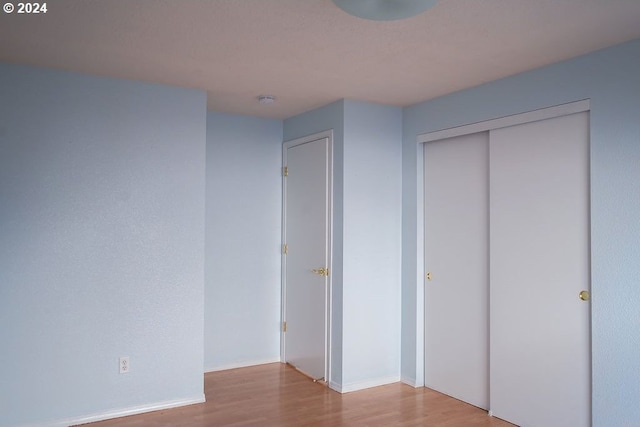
(424, 132), (489, 410)
(489, 112), (591, 427)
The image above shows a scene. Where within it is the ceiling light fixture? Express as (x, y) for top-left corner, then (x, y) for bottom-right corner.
(332, 0), (438, 21)
(258, 95), (276, 105)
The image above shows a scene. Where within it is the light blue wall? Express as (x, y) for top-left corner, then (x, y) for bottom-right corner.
(342, 100), (402, 390)
(205, 112), (282, 371)
(0, 63), (207, 427)
(402, 39), (640, 426)
(284, 100), (402, 391)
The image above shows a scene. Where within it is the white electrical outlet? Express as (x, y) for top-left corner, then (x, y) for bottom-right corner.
(119, 356), (130, 374)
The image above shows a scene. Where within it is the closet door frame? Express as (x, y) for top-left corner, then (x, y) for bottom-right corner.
(414, 98), (590, 390)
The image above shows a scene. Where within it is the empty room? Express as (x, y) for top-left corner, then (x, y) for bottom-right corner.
(1, 1), (640, 426)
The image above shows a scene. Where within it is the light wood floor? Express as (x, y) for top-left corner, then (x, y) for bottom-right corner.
(80, 363), (514, 426)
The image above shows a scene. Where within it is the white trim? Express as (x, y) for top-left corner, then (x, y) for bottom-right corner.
(328, 380), (342, 393)
(417, 99), (590, 143)
(326, 134), (334, 385)
(22, 396), (206, 427)
(337, 376), (400, 394)
(417, 99), (591, 390)
(281, 129), (334, 383)
(401, 375), (422, 388)
(284, 129), (334, 148)
(415, 142), (425, 388)
(204, 357), (281, 373)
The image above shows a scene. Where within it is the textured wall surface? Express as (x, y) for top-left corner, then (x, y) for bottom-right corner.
(0, 63), (206, 427)
(402, 39), (640, 426)
(341, 100), (402, 391)
(204, 112), (282, 371)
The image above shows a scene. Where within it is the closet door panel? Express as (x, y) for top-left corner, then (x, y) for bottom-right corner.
(489, 112), (591, 427)
(424, 132), (489, 409)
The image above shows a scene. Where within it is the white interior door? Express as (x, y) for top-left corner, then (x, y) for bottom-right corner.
(489, 112), (591, 427)
(424, 132), (489, 409)
(283, 136), (330, 380)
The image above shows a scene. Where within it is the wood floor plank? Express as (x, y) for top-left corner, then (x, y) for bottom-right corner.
(78, 363), (514, 427)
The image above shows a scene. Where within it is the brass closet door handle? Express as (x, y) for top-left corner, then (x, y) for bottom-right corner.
(579, 290), (590, 301)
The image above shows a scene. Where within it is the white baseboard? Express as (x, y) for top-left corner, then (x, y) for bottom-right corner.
(27, 395), (206, 427)
(328, 380), (342, 392)
(401, 375), (424, 388)
(333, 375), (400, 394)
(204, 357), (281, 373)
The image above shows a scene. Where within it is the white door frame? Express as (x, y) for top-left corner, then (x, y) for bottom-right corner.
(281, 129), (333, 382)
(416, 98), (591, 388)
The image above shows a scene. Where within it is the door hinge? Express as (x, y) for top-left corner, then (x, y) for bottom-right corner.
(282, 321), (287, 332)
(282, 244), (288, 255)
(282, 166), (288, 177)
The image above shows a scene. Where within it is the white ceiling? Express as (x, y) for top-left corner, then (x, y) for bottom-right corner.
(2, 0), (640, 119)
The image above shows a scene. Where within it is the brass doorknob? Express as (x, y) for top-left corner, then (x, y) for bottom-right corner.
(311, 267), (329, 277)
(579, 290), (590, 301)
(426, 272), (432, 281)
